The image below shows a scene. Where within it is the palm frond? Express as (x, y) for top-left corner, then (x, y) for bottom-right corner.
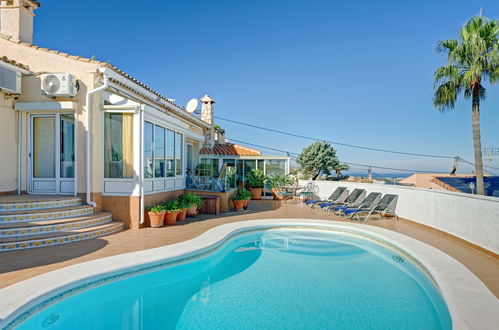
(433, 81), (460, 111)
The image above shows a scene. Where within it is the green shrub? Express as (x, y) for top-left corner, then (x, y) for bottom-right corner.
(266, 173), (293, 189)
(246, 169), (268, 188)
(178, 193), (203, 208)
(146, 204), (165, 213)
(233, 188), (251, 201)
(161, 200), (181, 212)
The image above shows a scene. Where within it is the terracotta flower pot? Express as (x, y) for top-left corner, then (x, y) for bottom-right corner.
(187, 205), (198, 217)
(164, 211), (178, 225)
(243, 199), (250, 209)
(177, 208), (188, 221)
(232, 199), (245, 211)
(148, 211), (165, 228)
(249, 187), (263, 200)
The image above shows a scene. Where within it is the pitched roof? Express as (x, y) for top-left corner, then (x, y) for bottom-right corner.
(0, 33), (209, 128)
(0, 56), (29, 71)
(200, 143), (261, 156)
(433, 176), (499, 197)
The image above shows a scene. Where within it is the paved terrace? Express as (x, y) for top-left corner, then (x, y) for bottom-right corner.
(1, 200), (498, 298)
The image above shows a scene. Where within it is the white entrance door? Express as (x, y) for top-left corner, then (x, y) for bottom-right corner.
(29, 114), (75, 194)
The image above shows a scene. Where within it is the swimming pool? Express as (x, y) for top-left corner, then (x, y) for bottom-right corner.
(12, 227), (452, 329)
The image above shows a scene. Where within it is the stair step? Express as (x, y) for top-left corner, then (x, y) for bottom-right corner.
(0, 205), (93, 224)
(0, 198), (82, 212)
(0, 221), (124, 251)
(0, 213), (113, 238)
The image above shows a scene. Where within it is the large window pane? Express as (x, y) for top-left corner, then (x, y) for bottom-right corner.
(144, 122), (153, 178)
(265, 159), (286, 177)
(104, 113), (133, 178)
(33, 116), (55, 178)
(154, 125), (165, 177)
(60, 114), (74, 178)
(166, 129), (175, 177)
(175, 132), (183, 175)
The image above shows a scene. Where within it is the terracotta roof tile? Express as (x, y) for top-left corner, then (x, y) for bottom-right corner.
(0, 34), (209, 129)
(200, 143), (261, 156)
(0, 56), (30, 71)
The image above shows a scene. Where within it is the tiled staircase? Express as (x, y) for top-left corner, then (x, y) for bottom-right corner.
(0, 197), (123, 252)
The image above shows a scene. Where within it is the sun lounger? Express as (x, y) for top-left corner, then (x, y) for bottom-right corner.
(347, 194), (399, 221)
(304, 186), (348, 208)
(334, 192), (382, 215)
(324, 188), (366, 214)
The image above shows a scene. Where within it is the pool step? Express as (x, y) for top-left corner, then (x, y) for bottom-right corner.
(0, 198), (82, 212)
(0, 205), (94, 224)
(0, 221), (124, 251)
(0, 213), (113, 238)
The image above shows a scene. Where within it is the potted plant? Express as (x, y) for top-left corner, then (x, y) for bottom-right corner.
(245, 169), (268, 200)
(146, 204), (165, 228)
(267, 173), (293, 200)
(176, 199), (189, 221)
(178, 193), (204, 217)
(232, 188), (250, 211)
(162, 200), (180, 225)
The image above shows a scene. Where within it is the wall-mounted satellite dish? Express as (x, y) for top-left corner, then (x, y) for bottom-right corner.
(186, 98), (198, 113)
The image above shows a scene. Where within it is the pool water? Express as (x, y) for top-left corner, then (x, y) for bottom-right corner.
(18, 229), (451, 329)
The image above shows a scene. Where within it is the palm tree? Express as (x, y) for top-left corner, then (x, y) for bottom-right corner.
(334, 163), (350, 177)
(433, 15), (498, 195)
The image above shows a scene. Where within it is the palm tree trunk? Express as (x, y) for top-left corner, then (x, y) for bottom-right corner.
(472, 87), (485, 195)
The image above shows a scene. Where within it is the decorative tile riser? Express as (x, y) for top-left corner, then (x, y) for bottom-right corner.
(0, 207), (93, 224)
(0, 199), (82, 212)
(0, 224), (124, 251)
(0, 216), (112, 238)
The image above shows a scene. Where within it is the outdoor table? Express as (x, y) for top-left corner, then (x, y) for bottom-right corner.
(282, 186), (305, 203)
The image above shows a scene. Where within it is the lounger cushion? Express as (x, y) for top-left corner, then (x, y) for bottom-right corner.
(304, 200), (318, 204)
(344, 208), (359, 215)
(319, 202), (334, 208)
(333, 206), (348, 212)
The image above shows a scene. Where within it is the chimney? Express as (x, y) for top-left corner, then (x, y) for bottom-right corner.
(215, 128), (226, 144)
(0, 0), (39, 44)
(200, 94), (215, 148)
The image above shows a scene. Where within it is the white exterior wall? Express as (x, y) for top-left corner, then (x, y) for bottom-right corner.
(299, 180), (499, 254)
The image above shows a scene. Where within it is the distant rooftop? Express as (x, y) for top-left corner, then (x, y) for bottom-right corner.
(200, 143), (261, 156)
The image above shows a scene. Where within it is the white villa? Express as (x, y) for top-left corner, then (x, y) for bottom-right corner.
(0, 0), (289, 234)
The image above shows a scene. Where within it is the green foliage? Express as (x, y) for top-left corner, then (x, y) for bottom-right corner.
(433, 15), (498, 111)
(266, 173), (293, 189)
(146, 204), (165, 213)
(246, 169), (268, 188)
(334, 163), (350, 177)
(214, 124), (223, 131)
(178, 193), (203, 208)
(226, 167), (236, 188)
(161, 200), (181, 212)
(433, 15), (498, 195)
(233, 188), (252, 200)
(296, 142), (340, 180)
(195, 163), (212, 176)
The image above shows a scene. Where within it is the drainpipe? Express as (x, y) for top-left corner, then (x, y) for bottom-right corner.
(139, 104), (145, 224)
(17, 111), (22, 195)
(85, 74), (109, 207)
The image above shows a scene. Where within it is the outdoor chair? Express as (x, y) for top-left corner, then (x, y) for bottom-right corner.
(304, 186), (348, 208)
(324, 188), (366, 214)
(298, 183), (319, 201)
(334, 192), (382, 216)
(347, 194), (399, 221)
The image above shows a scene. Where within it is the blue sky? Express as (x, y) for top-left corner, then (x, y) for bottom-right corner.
(35, 0), (499, 174)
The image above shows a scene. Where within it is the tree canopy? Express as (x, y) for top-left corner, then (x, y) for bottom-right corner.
(296, 142), (339, 180)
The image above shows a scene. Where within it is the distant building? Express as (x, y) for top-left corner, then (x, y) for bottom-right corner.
(400, 173), (498, 196)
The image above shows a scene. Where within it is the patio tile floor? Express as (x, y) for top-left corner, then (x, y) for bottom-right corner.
(1, 200), (498, 298)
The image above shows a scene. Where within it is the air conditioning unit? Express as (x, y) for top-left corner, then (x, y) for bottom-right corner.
(41, 73), (78, 98)
(0, 64), (21, 94)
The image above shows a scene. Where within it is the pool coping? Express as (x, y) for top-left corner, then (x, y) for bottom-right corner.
(0, 219), (497, 329)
